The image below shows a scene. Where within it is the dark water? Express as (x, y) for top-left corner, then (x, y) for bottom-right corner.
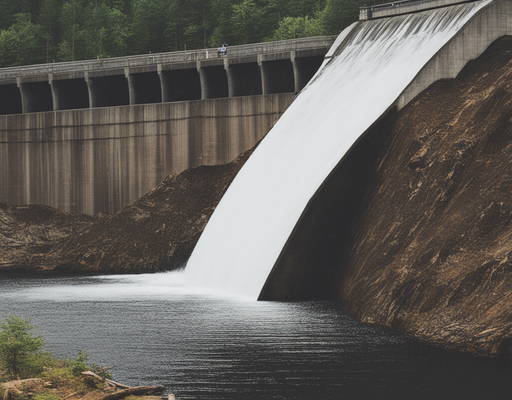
(0, 272), (510, 400)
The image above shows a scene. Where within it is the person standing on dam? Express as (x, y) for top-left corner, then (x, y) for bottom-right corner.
(218, 44), (227, 57)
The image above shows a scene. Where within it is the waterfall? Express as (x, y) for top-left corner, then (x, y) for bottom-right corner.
(185, 0), (491, 300)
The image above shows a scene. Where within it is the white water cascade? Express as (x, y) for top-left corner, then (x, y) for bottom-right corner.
(185, 0), (491, 299)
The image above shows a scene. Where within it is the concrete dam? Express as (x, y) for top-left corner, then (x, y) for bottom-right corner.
(0, 37), (333, 215)
(186, 0), (512, 300)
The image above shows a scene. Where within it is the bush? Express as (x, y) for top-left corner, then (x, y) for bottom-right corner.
(33, 392), (60, 400)
(0, 316), (45, 379)
(0, 316), (114, 388)
(91, 364), (113, 380)
(66, 351), (90, 377)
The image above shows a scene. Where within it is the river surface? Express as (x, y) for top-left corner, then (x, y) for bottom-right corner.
(0, 272), (510, 399)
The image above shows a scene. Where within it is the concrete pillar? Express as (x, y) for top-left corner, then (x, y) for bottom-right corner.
(225, 58), (234, 98)
(125, 67), (135, 105)
(17, 80), (53, 113)
(291, 51), (300, 93)
(158, 64), (167, 103)
(258, 54), (269, 95)
(259, 58), (295, 95)
(49, 73), (59, 111)
(197, 60), (208, 100)
(17, 77), (27, 114)
(85, 71), (95, 108)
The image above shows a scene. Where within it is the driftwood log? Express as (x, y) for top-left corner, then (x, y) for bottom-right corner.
(100, 386), (165, 400)
(2, 378), (45, 400)
(80, 371), (165, 400)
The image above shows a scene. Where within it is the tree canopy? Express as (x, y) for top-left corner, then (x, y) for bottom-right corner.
(0, 0), (375, 68)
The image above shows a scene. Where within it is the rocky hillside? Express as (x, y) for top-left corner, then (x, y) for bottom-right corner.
(0, 150), (251, 274)
(338, 36), (512, 358)
(0, 203), (93, 271)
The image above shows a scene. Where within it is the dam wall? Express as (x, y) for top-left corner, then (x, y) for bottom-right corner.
(0, 37), (334, 215)
(0, 93), (295, 215)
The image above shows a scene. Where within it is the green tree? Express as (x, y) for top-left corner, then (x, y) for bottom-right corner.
(0, 13), (45, 67)
(38, 0), (65, 63)
(58, 0), (85, 61)
(229, 0), (263, 44)
(0, 29), (18, 67)
(167, 0), (212, 50)
(130, 0), (170, 54)
(319, 0), (359, 35)
(0, 316), (45, 380)
(82, 3), (128, 58)
(269, 15), (323, 40)
(205, 0), (231, 48)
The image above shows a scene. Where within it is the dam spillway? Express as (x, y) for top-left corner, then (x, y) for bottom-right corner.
(185, 0), (511, 300)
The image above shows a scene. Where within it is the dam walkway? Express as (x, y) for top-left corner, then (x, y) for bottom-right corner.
(0, 37), (333, 115)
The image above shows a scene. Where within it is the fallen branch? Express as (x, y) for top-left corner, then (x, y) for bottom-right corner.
(2, 379), (43, 389)
(81, 371), (104, 381)
(80, 372), (132, 390)
(99, 386), (165, 400)
(80, 371), (165, 400)
(105, 380), (130, 390)
(61, 391), (80, 400)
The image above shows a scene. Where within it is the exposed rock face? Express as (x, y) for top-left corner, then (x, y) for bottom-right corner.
(0, 203), (93, 271)
(338, 36), (512, 358)
(0, 150), (250, 274)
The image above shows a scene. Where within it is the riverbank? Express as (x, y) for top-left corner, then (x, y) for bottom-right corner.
(1, 376), (169, 400)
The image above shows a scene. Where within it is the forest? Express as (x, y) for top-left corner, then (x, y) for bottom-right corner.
(0, 0), (370, 67)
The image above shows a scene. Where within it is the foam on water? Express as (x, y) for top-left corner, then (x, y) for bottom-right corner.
(0, 271), (253, 302)
(185, 0), (491, 299)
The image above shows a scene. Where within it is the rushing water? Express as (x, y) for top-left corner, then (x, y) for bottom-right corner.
(0, 272), (511, 399)
(186, 0), (492, 299)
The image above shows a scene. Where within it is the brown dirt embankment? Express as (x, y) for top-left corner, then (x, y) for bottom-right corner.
(338, 36), (512, 358)
(0, 149), (251, 274)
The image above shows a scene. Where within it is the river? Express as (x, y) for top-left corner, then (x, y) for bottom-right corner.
(0, 271), (510, 399)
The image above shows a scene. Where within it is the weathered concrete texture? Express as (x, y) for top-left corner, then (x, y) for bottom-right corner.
(0, 93), (294, 215)
(0, 148), (252, 274)
(0, 37), (333, 113)
(360, 0), (481, 20)
(397, 0), (512, 110)
(263, 36), (512, 358)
